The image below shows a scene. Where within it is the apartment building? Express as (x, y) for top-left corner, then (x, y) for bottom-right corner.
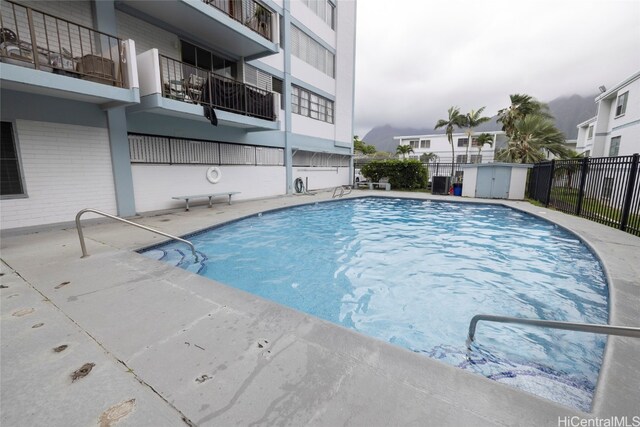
(0, 0), (356, 231)
(576, 70), (640, 157)
(393, 131), (507, 164)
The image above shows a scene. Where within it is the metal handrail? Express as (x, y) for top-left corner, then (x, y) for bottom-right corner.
(332, 185), (352, 198)
(466, 314), (640, 347)
(75, 208), (198, 261)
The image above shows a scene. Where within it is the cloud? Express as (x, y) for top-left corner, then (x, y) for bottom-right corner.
(354, 0), (640, 135)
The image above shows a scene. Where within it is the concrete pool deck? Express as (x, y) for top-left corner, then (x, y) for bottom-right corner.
(1, 190), (639, 426)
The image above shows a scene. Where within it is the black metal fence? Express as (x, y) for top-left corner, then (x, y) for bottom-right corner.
(528, 154), (640, 236)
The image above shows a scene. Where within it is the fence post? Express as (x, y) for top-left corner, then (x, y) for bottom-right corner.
(544, 160), (555, 207)
(575, 157), (589, 216)
(620, 153), (639, 232)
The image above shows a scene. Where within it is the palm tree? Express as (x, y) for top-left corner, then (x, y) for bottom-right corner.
(496, 115), (570, 163)
(420, 152), (439, 163)
(396, 144), (414, 159)
(435, 106), (466, 177)
(497, 94), (553, 138)
(354, 135), (376, 155)
(474, 133), (494, 162)
(462, 107), (491, 160)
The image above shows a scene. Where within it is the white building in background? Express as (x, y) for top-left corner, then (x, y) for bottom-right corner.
(0, 0), (356, 232)
(393, 131), (507, 163)
(576, 70), (640, 157)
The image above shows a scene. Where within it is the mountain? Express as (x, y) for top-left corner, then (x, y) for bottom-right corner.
(362, 94), (598, 153)
(547, 94), (598, 140)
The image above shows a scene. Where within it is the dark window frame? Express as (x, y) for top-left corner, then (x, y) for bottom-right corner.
(291, 85), (334, 124)
(608, 136), (621, 157)
(615, 91), (628, 117)
(1, 121), (27, 199)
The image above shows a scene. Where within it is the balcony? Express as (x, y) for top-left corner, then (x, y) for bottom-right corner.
(0, 0), (138, 106)
(203, 0), (272, 41)
(130, 49), (279, 130)
(117, 0), (278, 60)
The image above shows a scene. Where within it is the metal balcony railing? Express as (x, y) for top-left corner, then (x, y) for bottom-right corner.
(0, 0), (125, 87)
(159, 54), (276, 122)
(202, 0), (272, 41)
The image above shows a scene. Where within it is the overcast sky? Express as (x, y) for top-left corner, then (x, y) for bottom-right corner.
(353, 0), (640, 137)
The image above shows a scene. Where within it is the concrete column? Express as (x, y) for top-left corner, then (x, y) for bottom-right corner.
(105, 107), (136, 216)
(283, 1), (293, 194)
(92, 0), (136, 216)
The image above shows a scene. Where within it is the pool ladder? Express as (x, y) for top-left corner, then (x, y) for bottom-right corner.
(466, 314), (640, 348)
(332, 185), (352, 198)
(75, 208), (198, 261)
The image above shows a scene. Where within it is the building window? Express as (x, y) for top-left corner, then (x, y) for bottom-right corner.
(456, 154), (468, 163)
(301, 0), (335, 29)
(587, 125), (594, 139)
(471, 137), (479, 147)
(420, 140), (430, 148)
(409, 140), (419, 149)
(181, 40), (236, 78)
(291, 26), (335, 78)
(457, 138), (468, 147)
(470, 154), (482, 163)
(615, 92), (628, 116)
(1, 122), (24, 196)
(291, 85), (334, 123)
(602, 177), (614, 199)
(584, 150), (590, 157)
(609, 136), (621, 157)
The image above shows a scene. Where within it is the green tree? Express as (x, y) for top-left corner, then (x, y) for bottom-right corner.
(420, 152), (439, 163)
(435, 106), (466, 176)
(353, 135), (377, 155)
(497, 94), (553, 138)
(462, 107), (492, 160)
(396, 144), (415, 159)
(474, 133), (494, 162)
(496, 115), (571, 163)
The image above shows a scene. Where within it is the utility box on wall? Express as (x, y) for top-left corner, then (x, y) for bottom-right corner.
(460, 163), (532, 199)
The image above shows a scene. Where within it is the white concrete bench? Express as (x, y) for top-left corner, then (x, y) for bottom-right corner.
(369, 180), (391, 191)
(172, 192), (240, 211)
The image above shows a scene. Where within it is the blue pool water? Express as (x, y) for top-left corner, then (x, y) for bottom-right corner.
(142, 197), (609, 411)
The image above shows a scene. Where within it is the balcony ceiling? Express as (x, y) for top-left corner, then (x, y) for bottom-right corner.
(117, 0), (278, 60)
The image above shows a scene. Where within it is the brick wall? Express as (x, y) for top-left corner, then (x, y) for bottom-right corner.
(0, 120), (117, 230)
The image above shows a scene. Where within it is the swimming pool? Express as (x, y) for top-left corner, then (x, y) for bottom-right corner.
(142, 197), (609, 411)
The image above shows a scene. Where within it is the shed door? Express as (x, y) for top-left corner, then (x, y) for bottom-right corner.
(476, 167), (511, 198)
(491, 167), (511, 198)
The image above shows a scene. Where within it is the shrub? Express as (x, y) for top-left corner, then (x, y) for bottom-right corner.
(360, 160), (428, 189)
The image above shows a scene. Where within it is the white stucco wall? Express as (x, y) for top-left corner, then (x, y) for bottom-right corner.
(293, 167), (349, 190)
(289, 1), (336, 49)
(396, 133), (500, 163)
(333, 0), (356, 148)
(0, 120), (117, 230)
(131, 165), (286, 212)
(291, 114), (335, 140)
(290, 56), (336, 96)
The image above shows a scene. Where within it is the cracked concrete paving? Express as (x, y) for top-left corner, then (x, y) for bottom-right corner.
(1, 191), (639, 426)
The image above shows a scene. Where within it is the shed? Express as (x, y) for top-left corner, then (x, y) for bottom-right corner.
(460, 163), (532, 199)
